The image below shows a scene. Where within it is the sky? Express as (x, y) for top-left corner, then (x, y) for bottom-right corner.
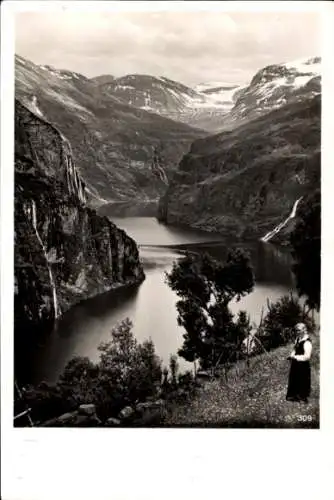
(15, 9), (321, 86)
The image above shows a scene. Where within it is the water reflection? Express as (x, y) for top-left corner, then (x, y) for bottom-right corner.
(25, 218), (297, 385)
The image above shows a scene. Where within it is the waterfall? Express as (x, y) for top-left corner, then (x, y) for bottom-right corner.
(29, 200), (60, 319)
(261, 197), (303, 243)
(59, 132), (86, 204)
(85, 186), (109, 204)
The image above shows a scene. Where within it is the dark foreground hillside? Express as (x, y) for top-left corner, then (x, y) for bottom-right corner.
(164, 337), (319, 428)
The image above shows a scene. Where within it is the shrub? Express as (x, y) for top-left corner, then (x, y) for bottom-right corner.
(260, 294), (315, 350)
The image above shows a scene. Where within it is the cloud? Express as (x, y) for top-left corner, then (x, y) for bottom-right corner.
(15, 10), (320, 85)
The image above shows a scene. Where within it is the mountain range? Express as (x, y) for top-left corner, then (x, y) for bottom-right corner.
(15, 55), (205, 215)
(158, 56), (320, 243)
(93, 57), (320, 133)
(15, 54), (321, 238)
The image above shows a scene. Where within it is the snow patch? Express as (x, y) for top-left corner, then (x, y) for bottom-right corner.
(114, 84), (135, 91)
(284, 57), (321, 76)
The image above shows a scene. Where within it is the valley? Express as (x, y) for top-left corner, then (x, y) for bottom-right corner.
(14, 51), (321, 393)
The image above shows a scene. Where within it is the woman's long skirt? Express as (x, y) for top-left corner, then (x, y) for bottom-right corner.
(286, 360), (311, 401)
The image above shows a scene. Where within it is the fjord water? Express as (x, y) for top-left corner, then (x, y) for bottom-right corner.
(27, 217), (295, 385)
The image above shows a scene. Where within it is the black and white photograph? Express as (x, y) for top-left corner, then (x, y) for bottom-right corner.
(10, 3), (323, 432)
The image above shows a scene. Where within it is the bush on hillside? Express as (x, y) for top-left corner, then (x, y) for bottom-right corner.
(260, 294), (315, 350)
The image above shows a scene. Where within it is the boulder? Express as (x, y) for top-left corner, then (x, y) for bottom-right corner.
(133, 400), (167, 426)
(57, 411), (79, 424)
(135, 399), (165, 414)
(196, 370), (211, 379)
(118, 406), (135, 421)
(105, 417), (121, 427)
(78, 404), (97, 416)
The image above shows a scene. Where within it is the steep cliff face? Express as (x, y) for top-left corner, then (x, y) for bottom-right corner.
(158, 95), (320, 243)
(15, 101), (145, 369)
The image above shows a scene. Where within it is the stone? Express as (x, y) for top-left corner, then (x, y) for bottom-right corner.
(118, 406), (135, 421)
(135, 399), (165, 414)
(105, 417), (121, 427)
(57, 411), (78, 424)
(78, 404), (96, 416)
(75, 415), (101, 427)
(196, 370), (211, 379)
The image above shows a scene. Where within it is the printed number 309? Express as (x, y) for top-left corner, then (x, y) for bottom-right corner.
(297, 415), (313, 422)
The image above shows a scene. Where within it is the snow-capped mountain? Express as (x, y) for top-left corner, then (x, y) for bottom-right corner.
(98, 57), (320, 133)
(229, 56), (321, 125)
(159, 56), (321, 243)
(97, 56), (320, 133)
(97, 74), (242, 131)
(101, 74), (204, 113)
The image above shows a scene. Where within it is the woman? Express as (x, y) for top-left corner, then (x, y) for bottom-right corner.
(286, 323), (312, 403)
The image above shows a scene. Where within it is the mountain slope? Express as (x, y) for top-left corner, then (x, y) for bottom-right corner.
(15, 55), (205, 213)
(158, 93), (320, 242)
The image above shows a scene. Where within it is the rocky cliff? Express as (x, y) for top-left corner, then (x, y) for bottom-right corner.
(158, 94), (320, 243)
(15, 100), (145, 375)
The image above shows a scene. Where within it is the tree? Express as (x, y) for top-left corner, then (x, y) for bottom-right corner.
(96, 318), (162, 417)
(166, 250), (254, 370)
(169, 354), (179, 388)
(58, 356), (100, 408)
(290, 189), (320, 311)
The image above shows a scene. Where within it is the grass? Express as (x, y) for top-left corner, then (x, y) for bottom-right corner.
(163, 336), (319, 428)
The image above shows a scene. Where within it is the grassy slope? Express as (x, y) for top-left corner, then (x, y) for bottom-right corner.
(164, 336), (319, 428)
